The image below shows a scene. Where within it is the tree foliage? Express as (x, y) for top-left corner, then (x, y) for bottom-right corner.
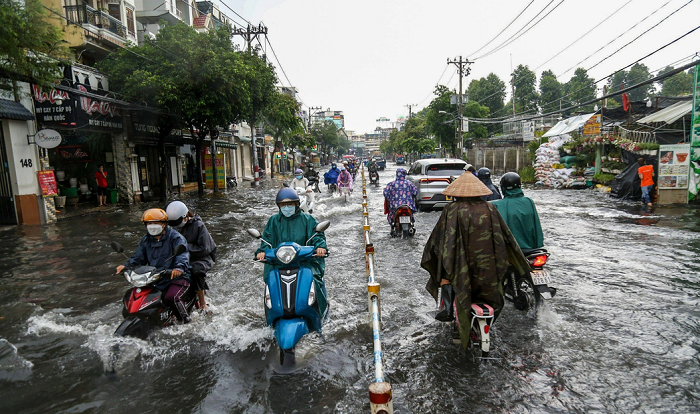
(468, 73), (505, 134)
(0, 0), (69, 96)
(539, 70), (563, 114)
(425, 85), (458, 155)
(657, 66), (693, 97)
(626, 63), (653, 101)
(563, 68), (596, 113)
(512, 64), (539, 114)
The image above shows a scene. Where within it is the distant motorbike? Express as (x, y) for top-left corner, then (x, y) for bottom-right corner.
(295, 187), (314, 214)
(247, 221), (331, 365)
(226, 176), (238, 188)
(369, 170), (379, 186)
(390, 204), (415, 238)
(503, 248), (556, 311)
(307, 174), (321, 193)
(338, 182), (352, 202)
(111, 242), (198, 339)
(328, 182), (338, 194)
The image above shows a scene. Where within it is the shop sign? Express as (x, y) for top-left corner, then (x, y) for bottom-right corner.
(583, 114), (601, 135)
(34, 129), (62, 149)
(31, 84), (76, 126)
(56, 145), (92, 163)
(203, 154), (225, 189)
(37, 170), (58, 197)
(130, 110), (183, 140)
(658, 144), (690, 189)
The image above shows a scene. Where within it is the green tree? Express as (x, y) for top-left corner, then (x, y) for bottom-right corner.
(657, 66), (693, 97)
(539, 70), (563, 114)
(310, 120), (338, 155)
(264, 91), (305, 174)
(463, 101), (489, 141)
(608, 70), (627, 93)
(564, 68), (596, 113)
(512, 64), (539, 114)
(0, 0), (69, 98)
(467, 73), (505, 133)
(627, 63), (653, 101)
(425, 85), (458, 156)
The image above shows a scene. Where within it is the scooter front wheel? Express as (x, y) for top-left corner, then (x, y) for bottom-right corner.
(280, 347), (295, 366)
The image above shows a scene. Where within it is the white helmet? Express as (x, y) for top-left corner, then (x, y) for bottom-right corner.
(166, 201), (189, 229)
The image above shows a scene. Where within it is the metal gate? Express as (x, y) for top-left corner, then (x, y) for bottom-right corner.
(0, 123), (16, 224)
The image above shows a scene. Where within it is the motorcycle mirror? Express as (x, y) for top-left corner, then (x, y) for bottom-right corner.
(173, 244), (187, 256)
(110, 242), (124, 253)
(314, 220), (330, 233)
(282, 182), (289, 188)
(247, 228), (262, 239)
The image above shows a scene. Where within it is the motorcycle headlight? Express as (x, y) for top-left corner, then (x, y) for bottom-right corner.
(276, 246), (297, 264)
(308, 282), (316, 306)
(265, 285), (272, 309)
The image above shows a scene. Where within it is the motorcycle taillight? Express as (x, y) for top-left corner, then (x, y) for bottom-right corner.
(531, 255), (548, 267)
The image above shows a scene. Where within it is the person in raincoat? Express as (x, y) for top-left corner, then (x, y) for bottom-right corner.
(323, 163), (340, 187)
(255, 188), (329, 314)
(420, 172), (529, 349)
(477, 167), (502, 201)
(337, 165), (353, 192)
(492, 172), (543, 250)
(383, 168), (418, 224)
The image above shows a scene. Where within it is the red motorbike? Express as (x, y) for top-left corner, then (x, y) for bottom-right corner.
(111, 242), (198, 339)
(390, 204), (415, 238)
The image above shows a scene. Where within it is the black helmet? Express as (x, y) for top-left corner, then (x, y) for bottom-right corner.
(500, 172), (521, 191)
(275, 188), (300, 205)
(477, 167), (491, 179)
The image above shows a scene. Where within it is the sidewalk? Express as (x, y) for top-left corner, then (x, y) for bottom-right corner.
(56, 202), (122, 220)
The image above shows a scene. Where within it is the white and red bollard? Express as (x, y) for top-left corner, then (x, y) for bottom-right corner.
(369, 382), (393, 414)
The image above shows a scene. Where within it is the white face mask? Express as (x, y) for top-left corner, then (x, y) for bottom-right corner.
(147, 223), (164, 236)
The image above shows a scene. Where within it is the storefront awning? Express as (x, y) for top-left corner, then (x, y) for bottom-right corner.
(637, 101), (692, 125)
(0, 98), (34, 121)
(543, 112), (596, 138)
(215, 140), (237, 149)
(238, 136), (252, 143)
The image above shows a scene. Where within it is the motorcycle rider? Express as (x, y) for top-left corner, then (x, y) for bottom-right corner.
(255, 188), (328, 313)
(323, 163), (340, 191)
(115, 208), (192, 323)
(492, 172), (543, 250)
(166, 201), (217, 315)
(383, 168), (418, 224)
(337, 165), (353, 193)
(290, 168), (315, 213)
(420, 172), (529, 348)
(477, 167), (502, 201)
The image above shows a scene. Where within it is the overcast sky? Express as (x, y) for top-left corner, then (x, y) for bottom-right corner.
(225, 0), (700, 134)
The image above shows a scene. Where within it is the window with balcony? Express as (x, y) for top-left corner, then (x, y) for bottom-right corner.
(126, 7), (135, 36)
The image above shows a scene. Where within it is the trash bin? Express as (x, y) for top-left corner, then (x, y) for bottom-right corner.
(107, 188), (118, 204)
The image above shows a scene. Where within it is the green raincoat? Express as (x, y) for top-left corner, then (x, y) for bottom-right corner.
(255, 208), (328, 313)
(421, 197), (530, 349)
(491, 187), (543, 250)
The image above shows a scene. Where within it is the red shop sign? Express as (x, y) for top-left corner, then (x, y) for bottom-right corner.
(38, 170), (58, 197)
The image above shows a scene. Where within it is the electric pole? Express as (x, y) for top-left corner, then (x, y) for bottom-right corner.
(447, 56), (472, 158)
(404, 104), (416, 119)
(233, 24), (268, 187)
(307, 106), (322, 130)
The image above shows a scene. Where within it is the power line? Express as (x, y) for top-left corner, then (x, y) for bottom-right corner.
(534, 0), (634, 71)
(467, 0), (535, 58)
(416, 64), (450, 106)
(217, 0), (253, 26)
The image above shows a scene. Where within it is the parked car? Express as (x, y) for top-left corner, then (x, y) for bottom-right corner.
(406, 158), (468, 211)
(373, 156), (386, 170)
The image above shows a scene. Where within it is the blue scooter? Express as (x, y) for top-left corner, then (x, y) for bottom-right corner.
(247, 220), (330, 365)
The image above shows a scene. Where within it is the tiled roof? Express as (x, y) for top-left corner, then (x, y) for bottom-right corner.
(193, 15), (208, 27)
(0, 98), (34, 121)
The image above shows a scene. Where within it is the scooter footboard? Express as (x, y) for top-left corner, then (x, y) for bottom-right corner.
(275, 318), (309, 350)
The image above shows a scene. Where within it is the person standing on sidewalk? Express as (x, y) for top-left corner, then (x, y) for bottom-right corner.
(637, 158), (655, 206)
(95, 165), (108, 206)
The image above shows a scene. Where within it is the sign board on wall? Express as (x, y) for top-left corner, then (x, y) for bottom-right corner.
(658, 144), (690, 189)
(583, 114), (601, 135)
(56, 146), (92, 163)
(35, 129), (62, 149)
(37, 170), (58, 197)
(203, 154), (225, 189)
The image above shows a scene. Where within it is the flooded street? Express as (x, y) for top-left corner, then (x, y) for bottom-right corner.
(1, 163), (700, 413)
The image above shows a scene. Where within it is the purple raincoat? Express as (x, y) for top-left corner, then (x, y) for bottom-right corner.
(383, 168), (418, 222)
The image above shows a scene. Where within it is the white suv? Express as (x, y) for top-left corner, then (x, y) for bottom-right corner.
(406, 159), (468, 211)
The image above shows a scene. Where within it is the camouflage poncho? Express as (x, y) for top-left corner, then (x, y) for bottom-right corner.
(421, 197), (530, 348)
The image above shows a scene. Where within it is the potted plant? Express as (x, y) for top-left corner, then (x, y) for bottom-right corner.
(79, 178), (89, 195)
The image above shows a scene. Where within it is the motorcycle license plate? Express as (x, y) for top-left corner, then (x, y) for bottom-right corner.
(531, 269), (552, 285)
(399, 216), (411, 224)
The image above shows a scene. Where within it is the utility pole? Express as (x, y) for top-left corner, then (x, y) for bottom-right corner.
(307, 106), (322, 130)
(404, 104), (416, 119)
(447, 56), (472, 158)
(233, 24), (268, 187)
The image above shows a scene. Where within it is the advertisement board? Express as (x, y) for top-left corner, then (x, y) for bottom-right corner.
(658, 144), (691, 189)
(583, 114), (601, 135)
(37, 170), (58, 197)
(204, 154), (225, 189)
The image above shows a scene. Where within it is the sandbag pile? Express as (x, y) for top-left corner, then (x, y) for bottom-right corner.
(534, 135), (570, 186)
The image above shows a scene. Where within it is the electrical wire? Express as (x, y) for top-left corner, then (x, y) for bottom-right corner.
(416, 64), (450, 106)
(467, 0), (535, 58)
(533, 0), (634, 71)
(216, 0), (253, 27)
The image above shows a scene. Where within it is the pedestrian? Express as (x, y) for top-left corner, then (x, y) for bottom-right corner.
(95, 165), (108, 206)
(637, 158), (654, 206)
(166, 201), (217, 315)
(115, 208), (192, 323)
(421, 172), (529, 349)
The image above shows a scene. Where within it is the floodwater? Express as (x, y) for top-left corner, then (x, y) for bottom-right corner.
(1, 163), (699, 413)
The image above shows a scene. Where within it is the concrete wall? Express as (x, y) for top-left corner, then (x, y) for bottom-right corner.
(464, 147), (530, 175)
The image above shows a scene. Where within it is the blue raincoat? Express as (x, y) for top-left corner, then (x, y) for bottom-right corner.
(324, 166), (340, 184)
(383, 168), (418, 223)
(124, 227), (191, 290)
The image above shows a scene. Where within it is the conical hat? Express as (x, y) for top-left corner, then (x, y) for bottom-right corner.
(442, 172), (493, 198)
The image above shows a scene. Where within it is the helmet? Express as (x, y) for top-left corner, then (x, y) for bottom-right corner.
(477, 167), (491, 179)
(500, 172), (521, 191)
(141, 208), (167, 223)
(294, 169), (303, 175)
(342, 161), (348, 165)
(166, 201), (188, 227)
(339, 166), (345, 171)
(276, 188), (300, 205)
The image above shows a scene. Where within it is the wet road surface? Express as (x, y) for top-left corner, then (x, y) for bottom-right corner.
(1, 163), (700, 413)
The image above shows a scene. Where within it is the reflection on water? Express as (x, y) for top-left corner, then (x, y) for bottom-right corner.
(1, 170), (700, 413)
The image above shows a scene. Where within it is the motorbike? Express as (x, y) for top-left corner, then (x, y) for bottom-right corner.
(503, 248), (556, 311)
(369, 170), (379, 186)
(111, 242), (198, 339)
(226, 176), (238, 188)
(328, 182), (338, 194)
(436, 290), (495, 359)
(247, 220), (331, 365)
(338, 182), (352, 202)
(390, 204), (415, 238)
(295, 187), (314, 214)
(307, 174), (321, 193)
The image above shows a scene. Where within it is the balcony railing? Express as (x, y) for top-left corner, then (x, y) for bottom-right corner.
(65, 4), (127, 39)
